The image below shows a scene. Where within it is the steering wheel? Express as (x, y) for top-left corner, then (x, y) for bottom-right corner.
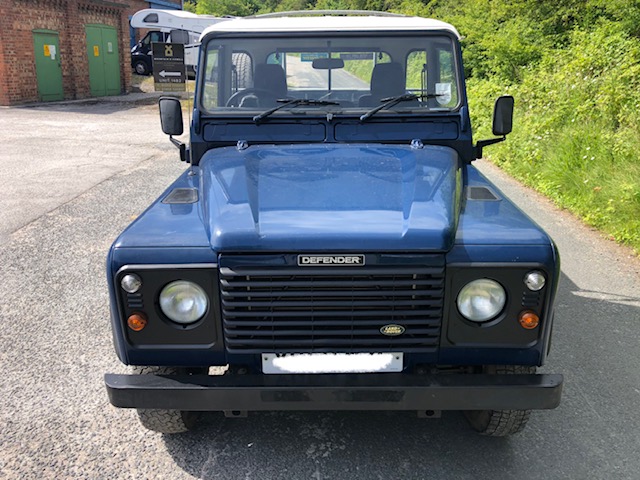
(226, 88), (281, 107)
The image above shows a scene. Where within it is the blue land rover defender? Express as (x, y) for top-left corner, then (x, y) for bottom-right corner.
(105, 11), (563, 436)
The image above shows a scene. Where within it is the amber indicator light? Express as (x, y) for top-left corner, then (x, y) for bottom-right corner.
(127, 313), (148, 331)
(519, 311), (540, 329)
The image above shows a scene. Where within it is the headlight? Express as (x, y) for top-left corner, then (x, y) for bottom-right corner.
(159, 280), (208, 325)
(456, 279), (506, 322)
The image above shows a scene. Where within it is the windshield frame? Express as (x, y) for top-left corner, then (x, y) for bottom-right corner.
(196, 30), (465, 119)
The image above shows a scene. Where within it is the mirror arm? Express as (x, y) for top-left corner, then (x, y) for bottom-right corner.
(474, 136), (506, 159)
(169, 135), (187, 162)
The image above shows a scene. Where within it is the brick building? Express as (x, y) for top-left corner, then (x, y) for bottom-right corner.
(0, 0), (181, 105)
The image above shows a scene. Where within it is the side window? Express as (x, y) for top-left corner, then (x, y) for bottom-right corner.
(406, 48), (459, 109)
(149, 31), (164, 43)
(406, 51), (427, 94)
(437, 48), (458, 108)
(203, 48), (219, 110)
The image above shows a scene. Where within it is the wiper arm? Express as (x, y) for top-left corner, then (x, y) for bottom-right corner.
(359, 93), (443, 122)
(253, 98), (339, 124)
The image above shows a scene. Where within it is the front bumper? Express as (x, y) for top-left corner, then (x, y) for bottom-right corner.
(105, 372), (563, 411)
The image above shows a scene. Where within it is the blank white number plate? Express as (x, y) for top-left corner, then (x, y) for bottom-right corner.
(261, 352), (403, 374)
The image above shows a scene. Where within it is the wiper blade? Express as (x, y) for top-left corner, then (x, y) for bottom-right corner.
(359, 93), (443, 122)
(253, 98), (339, 124)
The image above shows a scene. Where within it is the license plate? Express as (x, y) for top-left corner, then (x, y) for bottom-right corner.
(261, 352), (403, 374)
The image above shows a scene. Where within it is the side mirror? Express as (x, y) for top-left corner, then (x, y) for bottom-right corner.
(492, 95), (514, 136)
(159, 97), (183, 136)
(159, 97), (187, 162)
(474, 95), (515, 159)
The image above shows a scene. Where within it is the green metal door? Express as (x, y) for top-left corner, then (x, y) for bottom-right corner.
(86, 25), (121, 97)
(33, 31), (64, 101)
(101, 27), (120, 95)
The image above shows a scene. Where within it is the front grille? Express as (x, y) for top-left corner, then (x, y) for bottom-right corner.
(219, 255), (445, 354)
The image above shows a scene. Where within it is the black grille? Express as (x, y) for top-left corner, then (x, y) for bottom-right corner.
(219, 256), (445, 354)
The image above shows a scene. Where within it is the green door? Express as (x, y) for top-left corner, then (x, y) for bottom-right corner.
(86, 25), (121, 97)
(33, 31), (64, 101)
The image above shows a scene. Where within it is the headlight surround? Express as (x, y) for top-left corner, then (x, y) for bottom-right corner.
(456, 278), (507, 323)
(159, 280), (208, 325)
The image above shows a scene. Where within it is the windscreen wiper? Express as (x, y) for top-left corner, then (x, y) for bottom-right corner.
(253, 98), (339, 124)
(359, 93), (444, 122)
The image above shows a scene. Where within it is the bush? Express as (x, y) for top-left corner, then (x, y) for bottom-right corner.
(483, 23), (640, 252)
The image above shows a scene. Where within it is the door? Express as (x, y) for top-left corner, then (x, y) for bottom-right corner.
(86, 25), (121, 97)
(33, 31), (64, 101)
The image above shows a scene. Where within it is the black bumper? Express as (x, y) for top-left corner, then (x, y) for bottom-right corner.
(105, 372), (563, 411)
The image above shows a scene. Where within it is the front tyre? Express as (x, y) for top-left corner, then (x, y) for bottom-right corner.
(132, 366), (200, 434)
(464, 365), (536, 437)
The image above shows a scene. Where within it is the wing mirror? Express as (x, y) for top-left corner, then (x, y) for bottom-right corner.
(158, 97), (187, 162)
(475, 95), (515, 159)
(159, 97), (183, 135)
(492, 95), (514, 136)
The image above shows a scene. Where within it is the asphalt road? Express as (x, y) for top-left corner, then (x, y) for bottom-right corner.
(1, 101), (639, 479)
(285, 54), (369, 90)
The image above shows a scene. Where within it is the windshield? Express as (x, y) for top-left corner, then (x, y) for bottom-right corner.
(200, 34), (460, 115)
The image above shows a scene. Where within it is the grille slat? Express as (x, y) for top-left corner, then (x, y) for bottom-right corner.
(219, 256), (445, 354)
(222, 309), (441, 318)
(223, 318), (441, 328)
(224, 327), (440, 337)
(221, 287), (443, 298)
(220, 279), (442, 289)
(220, 266), (443, 277)
(222, 298), (442, 308)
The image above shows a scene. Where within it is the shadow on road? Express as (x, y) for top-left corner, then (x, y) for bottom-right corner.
(16, 102), (145, 115)
(161, 270), (640, 479)
(163, 410), (517, 479)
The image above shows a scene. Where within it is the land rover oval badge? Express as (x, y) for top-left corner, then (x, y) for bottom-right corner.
(380, 324), (405, 336)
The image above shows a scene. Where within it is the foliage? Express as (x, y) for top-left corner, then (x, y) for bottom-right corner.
(480, 22), (640, 252)
(191, 0), (640, 253)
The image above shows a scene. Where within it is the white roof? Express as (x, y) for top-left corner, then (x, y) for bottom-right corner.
(131, 9), (224, 33)
(200, 13), (460, 39)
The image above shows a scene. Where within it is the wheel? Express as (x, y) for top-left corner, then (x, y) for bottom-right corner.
(226, 88), (282, 107)
(232, 52), (253, 89)
(132, 366), (201, 434)
(133, 59), (150, 76)
(464, 365), (536, 437)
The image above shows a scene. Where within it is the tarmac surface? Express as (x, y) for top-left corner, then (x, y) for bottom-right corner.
(1, 94), (639, 479)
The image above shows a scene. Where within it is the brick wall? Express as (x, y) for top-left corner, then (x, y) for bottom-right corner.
(0, 2), (10, 105)
(0, 0), (162, 105)
(0, 0), (69, 104)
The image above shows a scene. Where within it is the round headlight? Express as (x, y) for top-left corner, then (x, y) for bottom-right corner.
(159, 280), (208, 325)
(121, 274), (142, 293)
(524, 271), (546, 291)
(457, 279), (506, 322)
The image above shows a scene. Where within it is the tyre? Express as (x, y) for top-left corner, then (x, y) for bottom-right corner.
(464, 365), (536, 437)
(133, 60), (150, 76)
(232, 52), (253, 89)
(132, 366), (200, 434)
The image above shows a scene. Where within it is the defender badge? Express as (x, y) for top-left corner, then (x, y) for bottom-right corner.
(380, 324), (405, 336)
(298, 255), (365, 266)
